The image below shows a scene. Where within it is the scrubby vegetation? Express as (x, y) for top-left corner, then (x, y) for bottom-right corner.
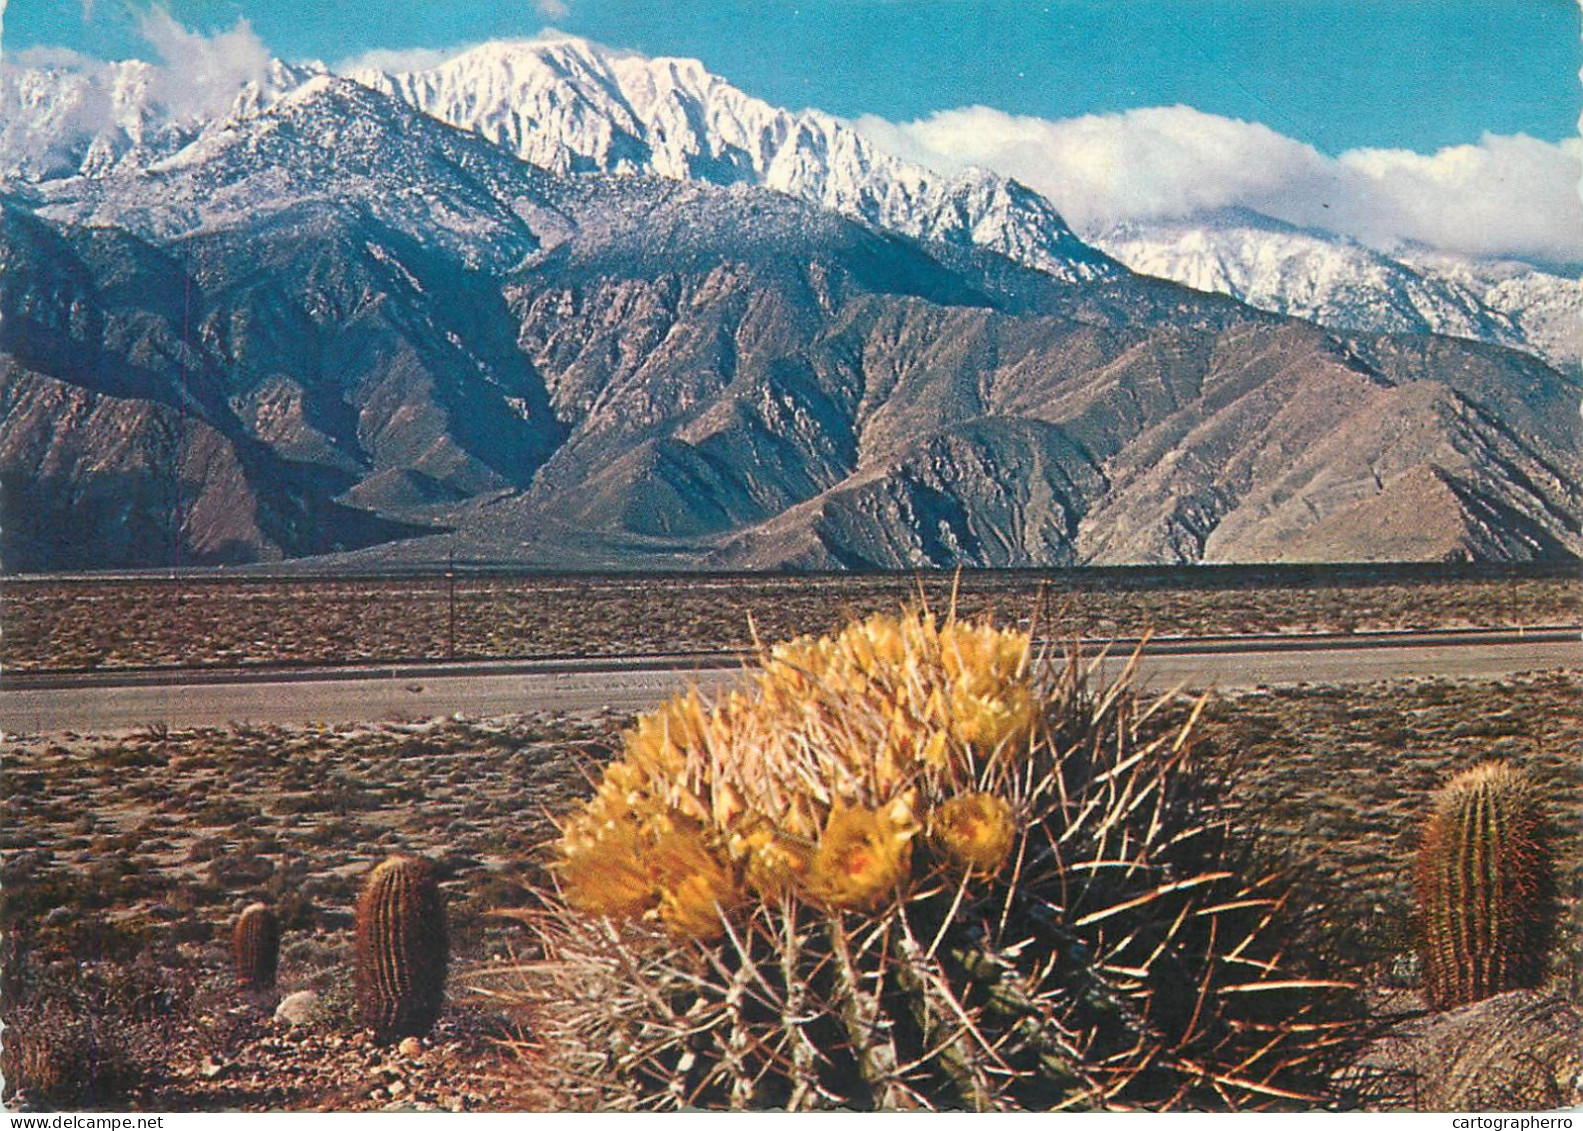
(6, 567), (1577, 673)
(3, 626), (1580, 1110)
(0, 714), (611, 1110)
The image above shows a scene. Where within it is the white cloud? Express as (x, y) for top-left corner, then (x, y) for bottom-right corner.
(332, 31), (621, 76)
(535, 0), (571, 20)
(332, 45), (474, 75)
(137, 6), (271, 119)
(11, 44), (102, 68)
(0, 9), (276, 175)
(855, 105), (1583, 264)
(1336, 134), (1583, 262)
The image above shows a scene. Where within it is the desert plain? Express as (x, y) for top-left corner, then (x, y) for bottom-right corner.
(2, 565), (1580, 1111)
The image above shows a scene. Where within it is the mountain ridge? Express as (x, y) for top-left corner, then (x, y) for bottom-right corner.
(1089, 209), (1581, 370)
(3, 35), (1571, 369)
(2, 39), (1580, 572)
(350, 37), (1119, 284)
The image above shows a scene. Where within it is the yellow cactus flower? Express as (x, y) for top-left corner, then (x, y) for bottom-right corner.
(806, 797), (920, 910)
(710, 776), (747, 830)
(554, 608), (1044, 930)
(657, 872), (733, 940)
(928, 792), (1018, 878)
(650, 823), (740, 940)
(560, 815), (740, 939)
(586, 760), (648, 815)
(950, 685), (1037, 756)
(733, 824), (814, 897)
(625, 689), (711, 777)
(559, 820), (657, 918)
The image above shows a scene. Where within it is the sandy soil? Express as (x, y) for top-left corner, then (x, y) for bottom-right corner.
(6, 569), (1578, 673)
(3, 668), (1580, 1111)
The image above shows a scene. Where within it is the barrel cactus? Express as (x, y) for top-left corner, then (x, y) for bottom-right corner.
(1415, 761), (1555, 1010)
(233, 902), (280, 990)
(354, 855), (448, 1040)
(522, 610), (1364, 1111)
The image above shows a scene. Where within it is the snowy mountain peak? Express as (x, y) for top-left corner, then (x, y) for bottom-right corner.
(3, 35), (1570, 359)
(1090, 208), (1580, 368)
(0, 53), (322, 183)
(350, 36), (1119, 283)
(33, 68), (559, 272)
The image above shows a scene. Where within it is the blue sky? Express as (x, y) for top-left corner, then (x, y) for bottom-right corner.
(4, 0), (1577, 155)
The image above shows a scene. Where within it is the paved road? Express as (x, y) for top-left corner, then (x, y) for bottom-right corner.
(3, 631), (1577, 734)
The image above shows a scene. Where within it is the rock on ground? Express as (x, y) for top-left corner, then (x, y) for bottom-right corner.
(1361, 989), (1583, 1111)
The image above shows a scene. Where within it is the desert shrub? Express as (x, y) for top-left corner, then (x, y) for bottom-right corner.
(500, 610), (1367, 1111)
(184, 835), (226, 863)
(272, 792), (337, 816)
(0, 956), (193, 1109)
(193, 798), (256, 827)
(96, 743), (166, 770)
(283, 935), (345, 973)
(164, 914), (215, 948)
(52, 915), (152, 965)
(470, 873), (532, 912)
(0, 849), (54, 888)
(2, 867), (164, 965)
(0, 1001), (138, 1110)
(207, 849), (275, 890)
(7, 772), (46, 797)
(299, 817), (359, 848)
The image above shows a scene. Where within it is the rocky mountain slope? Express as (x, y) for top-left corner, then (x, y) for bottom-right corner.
(2, 57), (1580, 571)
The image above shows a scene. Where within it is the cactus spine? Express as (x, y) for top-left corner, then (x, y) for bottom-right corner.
(233, 902), (280, 990)
(1415, 761), (1554, 1010)
(525, 610), (1365, 1111)
(354, 855), (448, 1040)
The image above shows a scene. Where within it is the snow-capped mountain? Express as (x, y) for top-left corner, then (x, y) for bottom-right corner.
(4, 36), (1571, 370)
(349, 37), (1117, 284)
(1090, 209), (1581, 370)
(33, 73), (567, 271)
(344, 39), (1579, 368)
(0, 56), (313, 183)
(5, 34), (1582, 572)
(1393, 247), (1583, 372)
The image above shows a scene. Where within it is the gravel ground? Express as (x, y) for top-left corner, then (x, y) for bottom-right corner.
(4, 665), (1581, 1110)
(6, 568), (1577, 673)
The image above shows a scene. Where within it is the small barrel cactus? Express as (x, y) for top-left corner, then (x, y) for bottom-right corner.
(1415, 761), (1554, 1010)
(525, 609), (1364, 1111)
(354, 855), (448, 1041)
(233, 902), (280, 990)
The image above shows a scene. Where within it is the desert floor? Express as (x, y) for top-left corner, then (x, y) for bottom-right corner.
(3, 570), (1580, 1111)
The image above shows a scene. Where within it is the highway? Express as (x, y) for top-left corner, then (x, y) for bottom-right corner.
(2, 628), (1577, 734)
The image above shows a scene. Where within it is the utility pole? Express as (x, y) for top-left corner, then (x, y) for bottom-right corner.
(446, 548), (457, 661)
